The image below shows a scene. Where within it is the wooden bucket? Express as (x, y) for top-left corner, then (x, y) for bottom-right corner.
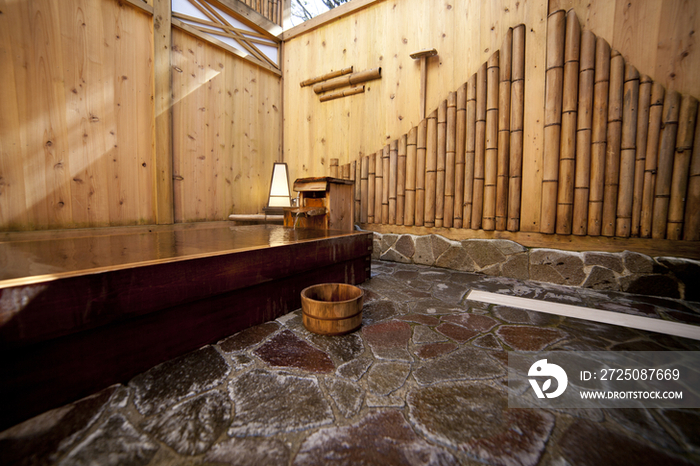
(301, 283), (364, 335)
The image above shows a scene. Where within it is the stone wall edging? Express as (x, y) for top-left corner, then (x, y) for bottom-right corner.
(368, 231), (700, 302)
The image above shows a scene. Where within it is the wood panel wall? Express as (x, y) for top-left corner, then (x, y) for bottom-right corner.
(171, 27), (281, 221)
(0, 0), (156, 230)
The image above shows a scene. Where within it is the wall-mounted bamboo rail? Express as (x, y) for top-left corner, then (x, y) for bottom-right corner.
(319, 85), (365, 102)
(300, 66), (353, 87)
(313, 67), (381, 94)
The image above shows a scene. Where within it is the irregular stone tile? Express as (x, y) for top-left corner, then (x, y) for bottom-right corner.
(419, 269), (453, 281)
(218, 321), (280, 353)
(502, 253), (530, 280)
(142, 390), (231, 455)
(381, 234), (400, 253)
(558, 419), (694, 466)
(656, 257), (700, 301)
(59, 414), (158, 466)
(414, 342), (459, 360)
(253, 330), (334, 373)
(462, 239), (507, 269)
(431, 281), (469, 304)
(130, 346), (230, 416)
(442, 313), (498, 332)
(323, 378), (364, 418)
(410, 298), (464, 315)
(367, 362), (411, 395)
(606, 408), (681, 451)
(530, 248), (586, 286)
(0, 387), (117, 466)
(305, 332), (364, 364)
(492, 305), (562, 326)
(206, 437), (290, 465)
(620, 274), (680, 299)
(394, 269), (421, 280)
(496, 325), (568, 351)
(364, 394), (406, 408)
(435, 322), (479, 342)
(363, 320), (412, 361)
(230, 353), (255, 370)
(583, 251), (625, 273)
(661, 409), (700, 452)
(360, 275), (407, 295)
(435, 245), (476, 272)
(362, 300), (399, 326)
(407, 382), (554, 466)
(414, 235), (452, 266)
(394, 234), (416, 258)
(399, 313), (441, 326)
(336, 356), (373, 382)
(380, 248), (412, 263)
(621, 250), (655, 274)
(293, 410), (458, 466)
(228, 369), (333, 436)
(582, 265), (619, 290)
(471, 334), (503, 350)
(413, 347), (505, 385)
(412, 325), (448, 344)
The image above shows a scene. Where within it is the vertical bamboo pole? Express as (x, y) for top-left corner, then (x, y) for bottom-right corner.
(465, 75), (477, 228)
(330, 158), (339, 178)
(352, 160), (360, 224)
(588, 37), (611, 236)
(397, 135), (407, 225)
(631, 75), (653, 236)
(360, 156), (369, 223)
(405, 127), (418, 226)
(497, 29), (512, 231)
(436, 100), (447, 227)
(455, 83), (467, 228)
(471, 63), (487, 230)
(382, 144), (390, 224)
(640, 83), (665, 237)
(445, 92), (457, 228)
(508, 24), (526, 232)
(652, 90), (681, 239)
(615, 65), (639, 237)
(484, 51), (500, 231)
(416, 119), (427, 226)
(601, 51), (624, 236)
(342, 163), (350, 180)
(425, 110), (438, 227)
(667, 95), (698, 239)
(555, 11), (580, 235)
(684, 112), (700, 241)
(541, 10), (566, 234)
(367, 153), (376, 223)
(389, 140), (398, 224)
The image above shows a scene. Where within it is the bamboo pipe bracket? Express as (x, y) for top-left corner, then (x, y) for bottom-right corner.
(411, 48), (439, 120)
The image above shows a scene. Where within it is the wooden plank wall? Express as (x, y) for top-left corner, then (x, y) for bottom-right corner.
(171, 28), (281, 221)
(0, 0), (282, 231)
(0, 0), (155, 230)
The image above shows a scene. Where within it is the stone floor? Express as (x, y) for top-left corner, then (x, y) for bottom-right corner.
(2, 260), (700, 466)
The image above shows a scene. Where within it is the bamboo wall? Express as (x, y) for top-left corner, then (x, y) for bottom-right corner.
(237, 0), (283, 26)
(0, 0), (281, 231)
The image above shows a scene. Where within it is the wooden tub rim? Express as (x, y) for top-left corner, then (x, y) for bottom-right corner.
(300, 283), (364, 305)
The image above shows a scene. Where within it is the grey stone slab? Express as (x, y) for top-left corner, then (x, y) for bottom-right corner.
(305, 332), (365, 364)
(323, 377), (364, 418)
(530, 248), (586, 286)
(228, 369), (333, 436)
(130, 346), (230, 416)
(430, 281), (470, 305)
(362, 300), (400, 326)
(413, 347), (505, 385)
(407, 382), (554, 466)
(367, 362), (411, 395)
(412, 325), (448, 344)
(206, 437), (291, 465)
(582, 265), (619, 290)
(621, 250), (655, 274)
(394, 234), (416, 258)
(462, 239), (507, 269)
(336, 356), (373, 382)
(59, 414), (158, 466)
(142, 390), (231, 455)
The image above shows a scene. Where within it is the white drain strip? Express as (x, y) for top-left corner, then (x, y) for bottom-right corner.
(466, 290), (700, 341)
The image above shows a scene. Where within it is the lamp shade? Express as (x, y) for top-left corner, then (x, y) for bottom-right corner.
(267, 163), (291, 208)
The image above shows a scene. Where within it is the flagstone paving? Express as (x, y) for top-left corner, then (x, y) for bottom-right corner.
(2, 260), (700, 465)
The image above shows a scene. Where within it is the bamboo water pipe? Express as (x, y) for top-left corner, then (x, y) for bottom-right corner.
(496, 28), (512, 231)
(405, 127), (418, 226)
(640, 82), (665, 237)
(471, 63), (487, 230)
(313, 67), (381, 94)
(555, 11), (580, 235)
(300, 67), (354, 87)
(601, 51), (624, 237)
(587, 37), (611, 236)
(425, 110), (438, 227)
(541, 10), (565, 234)
(572, 30), (596, 235)
(508, 24), (526, 232)
(397, 135), (407, 225)
(445, 92), (457, 228)
(455, 83), (467, 228)
(483, 51), (500, 231)
(436, 100), (447, 228)
(652, 90), (680, 239)
(667, 95), (698, 239)
(631, 75), (653, 237)
(615, 65), (640, 237)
